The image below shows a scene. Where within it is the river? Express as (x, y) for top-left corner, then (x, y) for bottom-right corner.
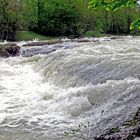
(0, 36), (140, 140)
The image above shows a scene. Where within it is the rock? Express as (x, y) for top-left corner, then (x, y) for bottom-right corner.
(0, 44), (20, 57)
(136, 126), (140, 137)
(95, 108), (140, 140)
(23, 40), (63, 47)
(21, 47), (56, 57)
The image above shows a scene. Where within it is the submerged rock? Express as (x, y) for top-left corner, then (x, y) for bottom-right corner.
(0, 44), (20, 57)
(23, 40), (63, 47)
(95, 108), (140, 140)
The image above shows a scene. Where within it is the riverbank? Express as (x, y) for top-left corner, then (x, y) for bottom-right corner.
(15, 31), (56, 41)
(15, 31), (140, 42)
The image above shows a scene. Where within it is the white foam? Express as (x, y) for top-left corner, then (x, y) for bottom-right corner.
(0, 37), (140, 139)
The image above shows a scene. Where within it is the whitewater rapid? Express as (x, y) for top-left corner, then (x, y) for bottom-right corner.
(0, 36), (140, 140)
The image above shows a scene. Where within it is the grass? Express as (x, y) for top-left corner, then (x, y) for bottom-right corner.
(15, 31), (55, 41)
(83, 30), (106, 37)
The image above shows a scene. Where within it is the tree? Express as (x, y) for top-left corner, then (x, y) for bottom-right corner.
(0, 0), (21, 41)
(0, 0), (38, 41)
(20, 0), (38, 31)
(89, 0), (138, 10)
(35, 0), (80, 36)
(89, 0), (140, 29)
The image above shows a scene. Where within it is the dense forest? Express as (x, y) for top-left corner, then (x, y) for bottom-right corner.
(0, 0), (140, 41)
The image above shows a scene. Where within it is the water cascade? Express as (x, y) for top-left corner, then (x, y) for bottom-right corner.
(0, 36), (140, 140)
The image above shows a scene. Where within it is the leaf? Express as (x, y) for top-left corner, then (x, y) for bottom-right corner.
(130, 19), (140, 30)
(89, 0), (138, 10)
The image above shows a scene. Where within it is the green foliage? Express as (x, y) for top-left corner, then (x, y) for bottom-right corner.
(89, 0), (138, 11)
(0, 0), (21, 41)
(89, 0), (140, 30)
(0, 0), (140, 41)
(130, 18), (140, 29)
(35, 0), (80, 36)
(20, 0), (38, 30)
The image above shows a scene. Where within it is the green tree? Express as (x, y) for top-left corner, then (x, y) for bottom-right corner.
(20, 0), (38, 31)
(34, 0), (81, 36)
(89, 0), (138, 10)
(0, 0), (22, 41)
(0, 0), (38, 41)
(89, 0), (140, 29)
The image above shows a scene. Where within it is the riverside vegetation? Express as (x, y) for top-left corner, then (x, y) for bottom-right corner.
(0, 0), (140, 41)
(0, 0), (140, 140)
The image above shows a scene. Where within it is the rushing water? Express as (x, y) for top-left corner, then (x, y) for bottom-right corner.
(0, 36), (140, 140)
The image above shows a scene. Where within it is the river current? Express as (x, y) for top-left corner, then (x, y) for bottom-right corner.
(0, 36), (140, 140)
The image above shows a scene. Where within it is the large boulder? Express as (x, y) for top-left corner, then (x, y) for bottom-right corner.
(0, 44), (20, 57)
